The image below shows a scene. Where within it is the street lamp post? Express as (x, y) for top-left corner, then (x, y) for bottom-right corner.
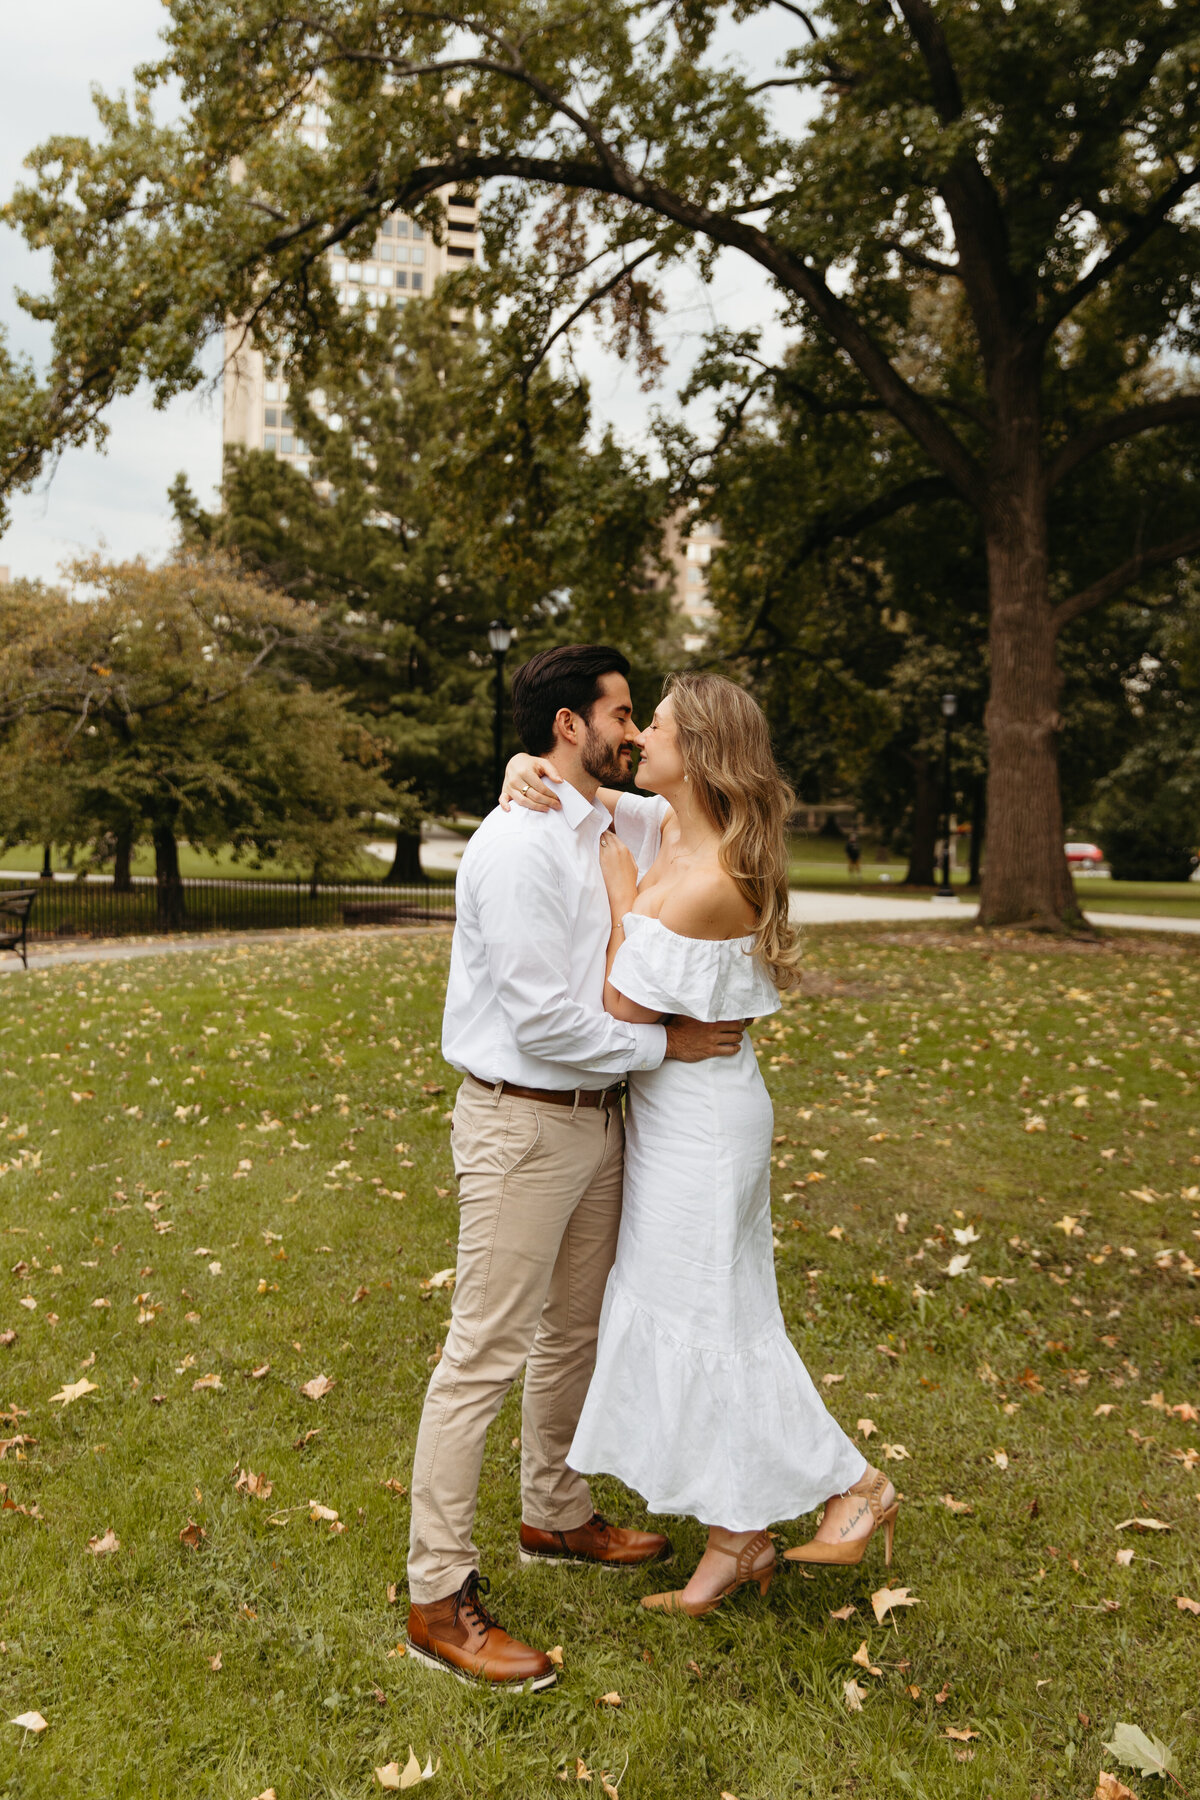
(487, 619), (515, 804)
(935, 692), (958, 899)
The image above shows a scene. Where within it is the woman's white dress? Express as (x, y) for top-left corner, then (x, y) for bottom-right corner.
(568, 793), (866, 1531)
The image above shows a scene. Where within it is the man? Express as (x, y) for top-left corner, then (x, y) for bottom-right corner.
(405, 644), (745, 1688)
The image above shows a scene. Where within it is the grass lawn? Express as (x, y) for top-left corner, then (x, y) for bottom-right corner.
(1, 926), (1198, 1799)
(0, 844), (391, 885)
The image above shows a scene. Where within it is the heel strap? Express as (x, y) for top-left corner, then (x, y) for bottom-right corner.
(711, 1530), (773, 1582)
(847, 1467), (891, 1523)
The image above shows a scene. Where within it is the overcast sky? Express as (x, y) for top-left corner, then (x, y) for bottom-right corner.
(1, 2), (793, 585)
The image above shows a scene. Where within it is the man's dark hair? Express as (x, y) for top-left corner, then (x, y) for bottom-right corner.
(510, 644), (631, 755)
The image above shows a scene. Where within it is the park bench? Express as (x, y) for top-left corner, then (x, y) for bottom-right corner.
(0, 889), (37, 968)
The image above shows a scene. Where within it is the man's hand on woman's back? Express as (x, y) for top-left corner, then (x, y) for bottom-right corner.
(664, 1018), (747, 1061)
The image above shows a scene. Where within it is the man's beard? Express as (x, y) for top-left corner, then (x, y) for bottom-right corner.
(581, 723), (632, 785)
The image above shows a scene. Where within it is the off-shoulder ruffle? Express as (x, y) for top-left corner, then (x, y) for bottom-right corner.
(611, 912), (780, 1021)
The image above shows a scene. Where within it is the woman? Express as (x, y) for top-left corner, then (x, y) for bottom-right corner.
(501, 673), (898, 1615)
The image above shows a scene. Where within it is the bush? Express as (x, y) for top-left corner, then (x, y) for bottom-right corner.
(1102, 820), (1197, 882)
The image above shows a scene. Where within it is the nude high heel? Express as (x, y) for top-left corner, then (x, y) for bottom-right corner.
(784, 1466), (899, 1568)
(641, 1530), (776, 1617)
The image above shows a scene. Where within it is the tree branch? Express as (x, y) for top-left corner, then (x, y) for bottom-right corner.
(527, 243), (660, 374)
(1054, 525), (1200, 631)
(1048, 395), (1200, 489)
(1039, 162), (1200, 337)
(736, 473), (959, 651)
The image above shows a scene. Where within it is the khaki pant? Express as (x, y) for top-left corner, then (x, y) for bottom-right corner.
(407, 1077), (624, 1603)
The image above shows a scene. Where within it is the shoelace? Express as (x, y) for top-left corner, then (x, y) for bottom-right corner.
(587, 1512), (612, 1541)
(454, 1571), (500, 1635)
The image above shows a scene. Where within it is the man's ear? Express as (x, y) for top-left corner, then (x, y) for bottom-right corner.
(551, 706), (580, 748)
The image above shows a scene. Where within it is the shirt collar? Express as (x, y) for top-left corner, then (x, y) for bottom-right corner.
(556, 777), (608, 834)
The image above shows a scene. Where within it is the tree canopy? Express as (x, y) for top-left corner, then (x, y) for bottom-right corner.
(6, 0), (1200, 924)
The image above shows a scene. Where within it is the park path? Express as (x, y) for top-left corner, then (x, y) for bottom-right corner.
(2, 892), (1196, 976)
(787, 890), (1200, 934)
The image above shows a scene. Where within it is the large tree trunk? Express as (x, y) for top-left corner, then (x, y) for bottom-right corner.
(979, 500), (1079, 929)
(904, 753), (939, 886)
(152, 824), (186, 930)
(383, 829), (426, 885)
(113, 823), (134, 894)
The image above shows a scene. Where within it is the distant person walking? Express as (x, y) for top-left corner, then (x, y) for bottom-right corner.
(845, 829), (862, 880)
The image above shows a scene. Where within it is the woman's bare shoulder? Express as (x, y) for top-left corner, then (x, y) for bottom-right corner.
(657, 866), (755, 940)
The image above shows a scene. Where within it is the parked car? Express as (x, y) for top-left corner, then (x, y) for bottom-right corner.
(1065, 841), (1106, 872)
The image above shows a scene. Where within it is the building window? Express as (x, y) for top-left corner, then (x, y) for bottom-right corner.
(381, 217), (394, 236)
(281, 408), (293, 428)
(411, 247), (425, 266)
(280, 434), (293, 454)
(448, 218), (475, 233)
(379, 243), (393, 261)
(412, 223), (425, 242)
(265, 406), (278, 427)
(687, 567), (704, 586)
(411, 273), (423, 292)
(394, 270), (408, 288)
(331, 260), (346, 281)
(264, 432), (277, 451)
(363, 266), (377, 283)
(394, 244), (409, 263)
(448, 245), (475, 259)
(395, 218), (409, 238)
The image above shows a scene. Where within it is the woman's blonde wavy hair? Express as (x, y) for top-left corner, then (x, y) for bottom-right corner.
(664, 671), (803, 991)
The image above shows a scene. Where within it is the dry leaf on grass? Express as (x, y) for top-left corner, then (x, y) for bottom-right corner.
(208, 1653), (222, 1671)
(1175, 1595), (1200, 1614)
(1115, 1548), (1135, 1566)
(830, 1604), (857, 1621)
(420, 1269), (456, 1293)
(882, 1443), (910, 1461)
(1115, 1517), (1171, 1533)
(48, 1378), (97, 1408)
(944, 1728), (979, 1742)
(857, 1419), (877, 1438)
(192, 1374), (223, 1392)
(252, 1791), (277, 1800)
(843, 1678), (868, 1712)
(9, 1712), (48, 1733)
(300, 1374), (335, 1401)
(941, 1495), (974, 1514)
(1094, 1774), (1138, 1800)
(851, 1642), (882, 1677)
(250, 1363), (270, 1380)
(377, 1747), (439, 1788)
(596, 1691), (622, 1707)
(992, 1450), (1009, 1469)
(871, 1584), (920, 1625)
(178, 1519), (206, 1549)
(309, 1501), (339, 1524)
(234, 1467), (273, 1501)
(386, 1583), (399, 1606)
(546, 1645), (564, 1667)
(1102, 1723), (1178, 1780)
(86, 1528), (119, 1556)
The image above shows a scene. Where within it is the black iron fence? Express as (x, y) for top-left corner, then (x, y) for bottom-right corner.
(0, 874), (455, 943)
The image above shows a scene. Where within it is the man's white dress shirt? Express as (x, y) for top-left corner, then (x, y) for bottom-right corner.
(441, 778), (668, 1090)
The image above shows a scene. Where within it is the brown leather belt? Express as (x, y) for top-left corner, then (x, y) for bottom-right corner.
(467, 1074), (624, 1110)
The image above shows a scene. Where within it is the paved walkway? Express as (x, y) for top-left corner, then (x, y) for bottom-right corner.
(3, 892), (1195, 976)
(787, 890), (1200, 934)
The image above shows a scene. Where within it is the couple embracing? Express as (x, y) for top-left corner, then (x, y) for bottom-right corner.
(404, 645), (899, 1688)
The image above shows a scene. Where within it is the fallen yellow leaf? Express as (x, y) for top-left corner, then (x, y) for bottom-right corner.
(596, 1691), (622, 1708)
(871, 1584), (920, 1626)
(1094, 1775), (1137, 1800)
(1115, 1517), (1171, 1533)
(48, 1378), (97, 1408)
(945, 1727), (979, 1741)
(851, 1641), (882, 1677)
(86, 1528), (120, 1556)
(843, 1677), (867, 1712)
(9, 1712), (48, 1733)
(301, 1374), (336, 1401)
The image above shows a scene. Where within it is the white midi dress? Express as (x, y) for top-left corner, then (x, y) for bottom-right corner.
(568, 793), (866, 1531)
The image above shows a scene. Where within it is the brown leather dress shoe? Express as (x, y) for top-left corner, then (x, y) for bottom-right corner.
(406, 1571), (557, 1690)
(518, 1510), (672, 1569)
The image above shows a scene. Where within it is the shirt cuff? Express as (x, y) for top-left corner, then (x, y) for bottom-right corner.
(627, 1022), (668, 1071)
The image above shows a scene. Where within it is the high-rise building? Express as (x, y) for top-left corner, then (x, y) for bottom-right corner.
(222, 182), (479, 473)
(659, 508), (723, 652)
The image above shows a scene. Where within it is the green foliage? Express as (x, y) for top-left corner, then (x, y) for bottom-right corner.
(0, 556), (395, 879)
(172, 296), (674, 816)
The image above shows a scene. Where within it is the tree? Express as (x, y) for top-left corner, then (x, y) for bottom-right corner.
(0, 557), (394, 924)
(676, 298), (1199, 890)
(171, 292), (674, 866)
(8, 1), (1200, 926)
